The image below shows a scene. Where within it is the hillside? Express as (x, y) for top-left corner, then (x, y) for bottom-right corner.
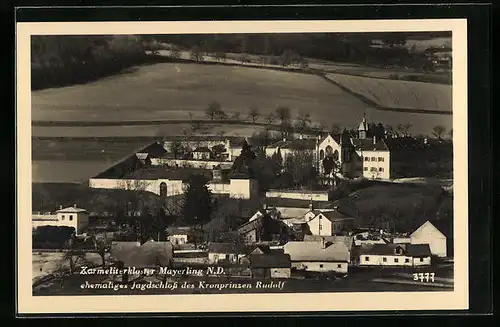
(32, 183), (160, 214)
(335, 183), (450, 233)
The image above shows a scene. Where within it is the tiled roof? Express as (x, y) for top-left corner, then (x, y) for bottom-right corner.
(318, 210), (355, 222)
(283, 241), (349, 262)
(351, 138), (389, 151)
(267, 138), (317, 150)
(303, 235), (354, 250)
(193, 147), (212, 153)
(405, 244), (432, 257)
(357, 244), (406, 256)
(56, 206), (88, 213)
(249, 253), (291, 268)
(122, 166), (213, 181)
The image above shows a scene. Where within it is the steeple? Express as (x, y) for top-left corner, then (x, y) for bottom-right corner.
(358, 114), (368, 139)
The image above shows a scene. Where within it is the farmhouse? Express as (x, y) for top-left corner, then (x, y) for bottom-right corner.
(283, 238), (350, 273)
(306, 209), (356, 236)
(32, 204), (89, 235)
(206, 243), (250, 264)
(249, 253), (292, 279)
(165, 226), (192, 246)
(410, 220), (448, 258)
(192, 146), (212, 160)
(303, 235), (355, 262)
(237, 213), (289, 244)
(356, 243), (432, 267)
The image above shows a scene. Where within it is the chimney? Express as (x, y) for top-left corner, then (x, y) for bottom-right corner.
(333, 206), (338, 212)
(59, 205), (63, 210)
(73, 203), (77, 208)
(309, 200), (314, 210)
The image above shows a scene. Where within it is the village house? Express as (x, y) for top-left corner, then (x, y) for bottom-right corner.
(283, 238), (350, 273)
(249, 253), (292, 279)
(410, 220), (449, 258)
(162, 136), (245, 162)
(32, 204), (90, 235)
(352, 231), (390, 246)
(192, 146), (212, 160)
(306, 208), (356, 236)
(303, 235), (355, 263)
(265, 136), (317, 162)
(206, 243), (250, 264)
(356, 243), (432, 267)
(237, 211), (289, 244)
(165, 226), (192, 246)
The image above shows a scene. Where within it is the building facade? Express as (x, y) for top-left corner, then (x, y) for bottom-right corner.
(32, 205), (89, 235)
(410, 221), (447, 258)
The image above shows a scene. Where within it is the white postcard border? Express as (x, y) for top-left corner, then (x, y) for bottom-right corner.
(16, 19), (468, 314)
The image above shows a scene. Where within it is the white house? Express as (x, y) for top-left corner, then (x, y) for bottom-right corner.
(357, 243), (432, 267)
(206, 243), (249, 264)
(165, 226), (191, 246)
(192, 147), (212, 160)
(306, 209), (356, 236)
(32, 205), (89, 235)
(283, 238), (350, 273)
(410, 220), (448, 258)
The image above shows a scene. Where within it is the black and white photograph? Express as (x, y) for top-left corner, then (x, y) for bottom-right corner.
(16, 19), (469, 314)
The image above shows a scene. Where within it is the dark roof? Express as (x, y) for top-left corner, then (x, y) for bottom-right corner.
(351, 138), (389, 152)
(265, 197), (331, 209)
(139, 142), (168, 159)
(358, 244), (407, 256)
(162, 135), (246, 143)
(121, 166), (213, 181)
(237, 215), (286, 235)
(267, 138), (317, 150)
(166, 226), (192, 235)
(406, 244), (432, 257)
(357, 243), (431, 258)
(110, 240), (173, 268)
(318, 210), (355, 222)
(249, 253), (291, 268)
(193, 147), (212, 153)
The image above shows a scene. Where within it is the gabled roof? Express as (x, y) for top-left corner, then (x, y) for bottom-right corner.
(303, 235), (354, 250)
(267, 138), (317, 150)
(193, 146), (212, 153)
(405, 244), (432, 257)
(316, 210), (355, 222)
(249, 253), (291, 268)
(56, 206), (88, 213)
(351, 138), (389, 152)
(411, 220), (447, 239)
(357, 243), (407, 256)
(283, 241), (349, 262)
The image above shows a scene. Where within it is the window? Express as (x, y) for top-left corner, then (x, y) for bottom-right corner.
(420, 258), (424, 262)
(365, 256), (370, 261)
(319, 264), (324, 268)
(364, 167), (368, 171)
(371, 157), (376, 161)
(365, 157), (369, 161)
(319, 225), (322, 231)
(337, 264), (342, 268)
(69, 215), (73, 221)
(394, 258), (399, 263)
(371, 167), (377, 172)
(382, 257), (387, 262)
(378, 157), (384, 162)
(379, 167), (384, 172)
(405, 258), (410, 263)
(61, 215), (65, 220)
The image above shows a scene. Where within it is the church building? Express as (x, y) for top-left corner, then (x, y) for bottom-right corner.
(316, 116), (391, 180)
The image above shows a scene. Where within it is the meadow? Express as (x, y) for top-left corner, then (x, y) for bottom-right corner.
(31, 62), (453, 183)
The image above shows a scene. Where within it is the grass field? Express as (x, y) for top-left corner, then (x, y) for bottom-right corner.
(324, 73), (452, 113)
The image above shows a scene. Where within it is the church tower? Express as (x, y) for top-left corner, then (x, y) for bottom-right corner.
(358, 115), (368, 139)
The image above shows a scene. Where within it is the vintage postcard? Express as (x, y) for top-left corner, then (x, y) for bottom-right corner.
(17, 19), (468, 314)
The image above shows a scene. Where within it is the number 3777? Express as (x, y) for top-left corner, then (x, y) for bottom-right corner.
(413, 272), (435, 282)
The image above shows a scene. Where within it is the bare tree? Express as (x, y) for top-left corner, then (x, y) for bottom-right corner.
(295, 112), (312, 136)
(266, 113), (277, 125)
(248, 106), (260, 123)
(93, 233), (112, 268)
(205, 101), (221, 120)
(432, 125), (446, 140)
(190, 45), (204, 63)
(169, 47), (181, 60)
(276, 106), (291, 125)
